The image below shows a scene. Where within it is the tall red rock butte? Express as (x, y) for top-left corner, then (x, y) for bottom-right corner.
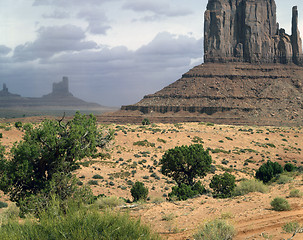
(121, 0), (303, 126)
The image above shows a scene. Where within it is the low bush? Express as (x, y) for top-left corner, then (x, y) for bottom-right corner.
(210, 172), (236, 198)
(131, 181), (148, 202)
(14, 121), (22, 129)
(133, 140), (155, 147)
(289, 189), (302, 198)
(92, 174), (103, 179)
(87, 180), (99, 185)
(255, 161), (283, 183)
(282, 221), (300, 233)
(234, 179), (268, 196)
(276, 174), (293, 184)
(142, 118), (150, 125)
(0, 201), (8, 208)
(168, 181), (205, 201)
(193, 219), (235, 240)
(271, 197), (291, 211)
(284, 163), (296, 172)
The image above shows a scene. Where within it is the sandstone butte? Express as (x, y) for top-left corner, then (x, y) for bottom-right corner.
(116, 0), (303, 126)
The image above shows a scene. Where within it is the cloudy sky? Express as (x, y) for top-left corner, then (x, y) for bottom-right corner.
(0, 0), (302, 107)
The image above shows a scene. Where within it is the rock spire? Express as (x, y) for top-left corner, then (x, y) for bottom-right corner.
(204, 0), (302, 64)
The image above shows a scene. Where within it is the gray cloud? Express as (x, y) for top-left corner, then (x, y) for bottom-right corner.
(42, 10), (70, 19)
(33, 0), (114, 7)
(4, 32), (202, 106)
(123, 1), (193, 21)
(77, 9), (111, 35)
(13, 25), (98, 61)
(0, 45), (12, 56)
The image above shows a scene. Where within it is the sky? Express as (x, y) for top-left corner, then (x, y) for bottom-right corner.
(0, 0), (302, 107)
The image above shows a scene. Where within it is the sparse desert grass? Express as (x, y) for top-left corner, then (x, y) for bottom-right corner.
(282, 221), (301, 234)
(162, 213), (176, 221)
(234, 179), (269, 196)
(271, 197), (291, 211)
(289, 189), (302, 198)
(0, 202), (160, 240)
(276, 174), (293, 184)
(95, 196), (125, 209)
(193, 219), (235, 240)
(133, 140), (155, 147)
(0, 203), (20, 222)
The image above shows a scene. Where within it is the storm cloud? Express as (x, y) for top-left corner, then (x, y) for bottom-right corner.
(77, 9), (111, 35)
(2, 32), (202, 106)
(13, 25), (98, 61)
(123, 0), (193, 21)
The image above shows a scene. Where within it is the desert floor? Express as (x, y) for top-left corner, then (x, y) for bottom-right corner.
(1, 119), (303, 239)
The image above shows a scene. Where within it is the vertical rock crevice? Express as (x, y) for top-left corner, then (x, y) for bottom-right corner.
(204, 0), (302, 65)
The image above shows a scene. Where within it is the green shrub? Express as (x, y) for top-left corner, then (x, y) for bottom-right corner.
(270, 197), (291, 211)
(234, 179), (268, 196)
(142, 118), (150, 125)
(18, 175), (94, 216)
(168, 181), (205, 201)
(131, 181), (148, 202)
(88, 180), (99, 185)
(92, 174), (103, 179)
(284, 163), (295, 172)
(133, 140), (155, 147)
(0, 112), (113, 215)
(255, 161), (283, 183)
(0, 201), (8, 208)
(14, 121), (22, 129)
(210, 172), (236, 198)
(160, 144), (212, 186)
(193, 219), (235, 240)
(157, 138), (166, 143)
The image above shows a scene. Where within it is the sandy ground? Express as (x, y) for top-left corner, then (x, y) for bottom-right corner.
(0, 120), (303, 239)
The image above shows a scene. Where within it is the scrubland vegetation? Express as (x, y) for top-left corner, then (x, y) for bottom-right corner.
(0, 116), (303, 239)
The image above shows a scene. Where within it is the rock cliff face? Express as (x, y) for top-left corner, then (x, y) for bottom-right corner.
(204, 0), (302, 64)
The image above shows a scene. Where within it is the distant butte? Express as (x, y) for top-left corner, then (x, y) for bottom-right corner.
(0, 77), (100, 108)
(119, 0), (303, 126)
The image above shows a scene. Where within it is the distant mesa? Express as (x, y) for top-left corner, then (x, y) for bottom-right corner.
(0, 83), (21, 98)
(43, 76), (73, 98)
(121, 0), (303, 126)
(0, 77), (100, 108)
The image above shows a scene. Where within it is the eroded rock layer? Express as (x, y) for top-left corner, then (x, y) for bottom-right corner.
(122, 63), (303, 125)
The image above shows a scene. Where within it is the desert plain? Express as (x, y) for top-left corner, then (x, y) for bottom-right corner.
(0, 117), (303, 240)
